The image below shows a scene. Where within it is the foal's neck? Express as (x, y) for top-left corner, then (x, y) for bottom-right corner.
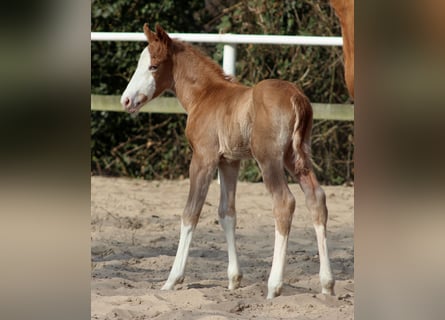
(171, 41), (233, 112)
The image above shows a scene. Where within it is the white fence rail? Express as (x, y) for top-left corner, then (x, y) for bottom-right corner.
(91, 32), (342, 46)
(91, 32), (342, 77)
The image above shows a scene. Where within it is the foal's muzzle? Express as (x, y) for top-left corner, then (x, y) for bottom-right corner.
(121, 94), (148, 113)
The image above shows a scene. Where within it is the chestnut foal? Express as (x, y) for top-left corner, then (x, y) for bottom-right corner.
(121, 23), (335, 299)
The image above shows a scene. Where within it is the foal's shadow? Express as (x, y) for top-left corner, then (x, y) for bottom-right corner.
(282, 283), (316, 295)
(186, 282), (222, 289)
(186, 282), (316, 295)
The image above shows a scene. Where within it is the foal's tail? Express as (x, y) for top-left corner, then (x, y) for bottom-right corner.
(291, 93), (313, 175)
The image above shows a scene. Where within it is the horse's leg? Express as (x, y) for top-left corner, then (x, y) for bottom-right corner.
(218, 159), (242, 290)
(298, 169), (335, 295)
(258, 159), (296, 299)
(161, 153), (218, 290)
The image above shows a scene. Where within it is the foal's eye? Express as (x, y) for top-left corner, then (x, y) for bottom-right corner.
(149, 65), (158, 72)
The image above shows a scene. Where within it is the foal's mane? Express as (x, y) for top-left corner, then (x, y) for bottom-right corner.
(171, 39), (236, 83)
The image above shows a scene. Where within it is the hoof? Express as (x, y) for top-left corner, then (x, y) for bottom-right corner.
(228, 274), (243, 290)
(161, 283), (174, 290)
(321, 287), (335, 296)
(161, 276), (184, 291)
(321, 279), (335, 296)
(266, 286), (282, 299)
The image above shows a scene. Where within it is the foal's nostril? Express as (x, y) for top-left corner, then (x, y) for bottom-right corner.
(124, 97), (131, 108)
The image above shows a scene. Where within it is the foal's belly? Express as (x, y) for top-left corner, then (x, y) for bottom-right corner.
(218, 128), (252, 161)
(220, 144), (252, 161)
(217, 99), (253, 161)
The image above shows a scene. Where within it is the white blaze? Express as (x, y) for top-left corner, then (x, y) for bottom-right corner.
(120, 47), (156, 113)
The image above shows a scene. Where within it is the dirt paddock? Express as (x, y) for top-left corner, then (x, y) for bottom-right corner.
(91, 176), (354, 319)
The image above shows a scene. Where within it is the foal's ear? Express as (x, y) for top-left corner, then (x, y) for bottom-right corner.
(143, 23), (156, 43)
(155, 23), (172, 45)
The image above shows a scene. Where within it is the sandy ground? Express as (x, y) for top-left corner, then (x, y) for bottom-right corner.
(91, 176), (354, 319)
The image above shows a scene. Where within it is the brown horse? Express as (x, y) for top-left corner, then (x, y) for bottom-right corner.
(330, 0), (354, 99)
(121, 23), (335, 299)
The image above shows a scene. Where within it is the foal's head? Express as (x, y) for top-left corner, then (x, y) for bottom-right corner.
(121, 23), (174, 113)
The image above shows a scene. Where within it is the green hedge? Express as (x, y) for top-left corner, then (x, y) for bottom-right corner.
(91, 0), (354, 185)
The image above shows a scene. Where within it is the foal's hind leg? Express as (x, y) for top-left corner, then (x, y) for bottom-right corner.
(258, 159), (296, 299)
(298, 170), (335, 295)
(218, 159), (242, 290)
(161, 153), (218, 290)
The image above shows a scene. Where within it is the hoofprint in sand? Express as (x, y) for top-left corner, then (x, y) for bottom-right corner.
(91, 176), (353, 319)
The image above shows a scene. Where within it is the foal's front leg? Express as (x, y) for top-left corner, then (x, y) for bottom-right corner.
(218, 160), (242, 290)
(161, 154), (218, 290)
